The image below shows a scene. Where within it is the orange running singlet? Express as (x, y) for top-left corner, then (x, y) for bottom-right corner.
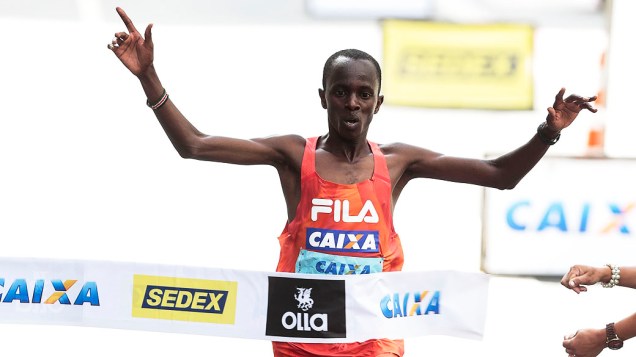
(272, 137), (405, 357)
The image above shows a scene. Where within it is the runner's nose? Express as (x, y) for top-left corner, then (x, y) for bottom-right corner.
(345, 94), (360, 111)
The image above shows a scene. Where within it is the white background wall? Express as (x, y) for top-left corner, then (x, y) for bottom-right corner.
(0, 0), (634, 356)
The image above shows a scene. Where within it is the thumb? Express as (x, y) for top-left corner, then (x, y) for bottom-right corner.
(572, 271), (597, 286)
(569, 277), (585, 288)
(567, 279), (588, 294)
(144, 23), (154, 46)
(546, 107), (556, 118)
(563, 331), (577, 348)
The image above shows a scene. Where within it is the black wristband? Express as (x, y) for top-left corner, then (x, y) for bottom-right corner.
(537, 123), (560, 145)
(146, 88), (169, 110)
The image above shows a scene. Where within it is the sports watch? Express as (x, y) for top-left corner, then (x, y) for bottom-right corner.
(606, 322), (623, 350)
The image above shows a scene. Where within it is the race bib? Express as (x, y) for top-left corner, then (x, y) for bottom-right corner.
(295, 249), (383, 275)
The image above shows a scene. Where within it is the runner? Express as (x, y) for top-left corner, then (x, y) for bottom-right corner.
(108, 7), (597, 356)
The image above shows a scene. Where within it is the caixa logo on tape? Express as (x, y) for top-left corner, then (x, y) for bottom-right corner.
(380, 290), (440, 319)
(132, 275), (238, 325)
(0, 278), (100, 305)
(266, 276), (346, 338)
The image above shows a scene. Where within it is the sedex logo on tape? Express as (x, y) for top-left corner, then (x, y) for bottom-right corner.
(132, 275), (237, 324)
(265, 276), (346, 338)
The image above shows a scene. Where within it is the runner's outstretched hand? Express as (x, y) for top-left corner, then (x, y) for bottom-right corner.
(545, 88), (597, 133)
(108, 7), (154, 77)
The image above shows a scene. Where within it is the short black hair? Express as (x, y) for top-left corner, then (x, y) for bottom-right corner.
(322, 49), (382, 94)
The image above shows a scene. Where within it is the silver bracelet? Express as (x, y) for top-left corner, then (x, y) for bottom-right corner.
(602, 264), (620, 288)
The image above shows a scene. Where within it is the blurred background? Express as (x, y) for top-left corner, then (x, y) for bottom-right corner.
(1, 0), (635, 355)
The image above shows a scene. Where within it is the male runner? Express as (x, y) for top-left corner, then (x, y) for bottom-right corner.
(108, 7), (597, 356)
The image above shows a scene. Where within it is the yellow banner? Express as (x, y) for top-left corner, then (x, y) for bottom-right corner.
(383, 21), (534, 110)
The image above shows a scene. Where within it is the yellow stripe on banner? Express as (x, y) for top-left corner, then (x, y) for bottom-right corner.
(383, 20), (534, 110)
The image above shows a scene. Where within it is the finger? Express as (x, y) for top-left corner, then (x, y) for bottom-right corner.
(561, 266), (578, 287)
(566, 279), (584, 292)
(116, 7), (139, 34)
(583, 102), (598, 113)
(144, 23), (154, 46)
(114, 32), (129, 41)
(570, 269), (598, 286)
(107, 43), (115, 51)
(563, 332), (578, 348)
(565, 96), (595, 106)
(555, 87), (566, 102)
(571, 285), (582, 294)
(569, 275), (592, 293)
(568, 276), (583, 289)
(562, 278), (580, 292)
(546, 107), (556, 119)
(570, 265), (581, 274)
(571, 95), (597, 103)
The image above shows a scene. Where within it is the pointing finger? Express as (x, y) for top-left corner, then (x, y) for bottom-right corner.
(116, 7), (139, 34)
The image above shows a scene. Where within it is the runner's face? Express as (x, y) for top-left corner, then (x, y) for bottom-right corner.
(320, 58), (383, 141)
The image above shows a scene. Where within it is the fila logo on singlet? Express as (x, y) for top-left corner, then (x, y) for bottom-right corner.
(311, 198), (379, 223)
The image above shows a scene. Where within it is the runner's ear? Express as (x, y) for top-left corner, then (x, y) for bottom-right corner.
(318, 88), (327, 109)
(374, 95), (384, 114)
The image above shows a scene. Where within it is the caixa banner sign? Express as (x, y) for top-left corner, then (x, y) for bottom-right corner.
(505, 200), (633, 236)
(482, 156), (636, 275)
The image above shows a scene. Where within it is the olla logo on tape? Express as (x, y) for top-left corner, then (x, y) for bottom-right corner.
(265, 276), (346, 338)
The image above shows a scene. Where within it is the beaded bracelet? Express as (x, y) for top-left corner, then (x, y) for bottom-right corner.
(537, 122), (561, 145)
(146, 89), (169, 110)
(602, 264), (621, 288)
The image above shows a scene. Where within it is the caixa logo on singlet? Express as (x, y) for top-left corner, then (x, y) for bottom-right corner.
(265, 276), (346, 338)
(306, 228), (379, 253)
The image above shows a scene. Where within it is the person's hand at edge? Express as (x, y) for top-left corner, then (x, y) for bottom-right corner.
(561, 265), (609, 294)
